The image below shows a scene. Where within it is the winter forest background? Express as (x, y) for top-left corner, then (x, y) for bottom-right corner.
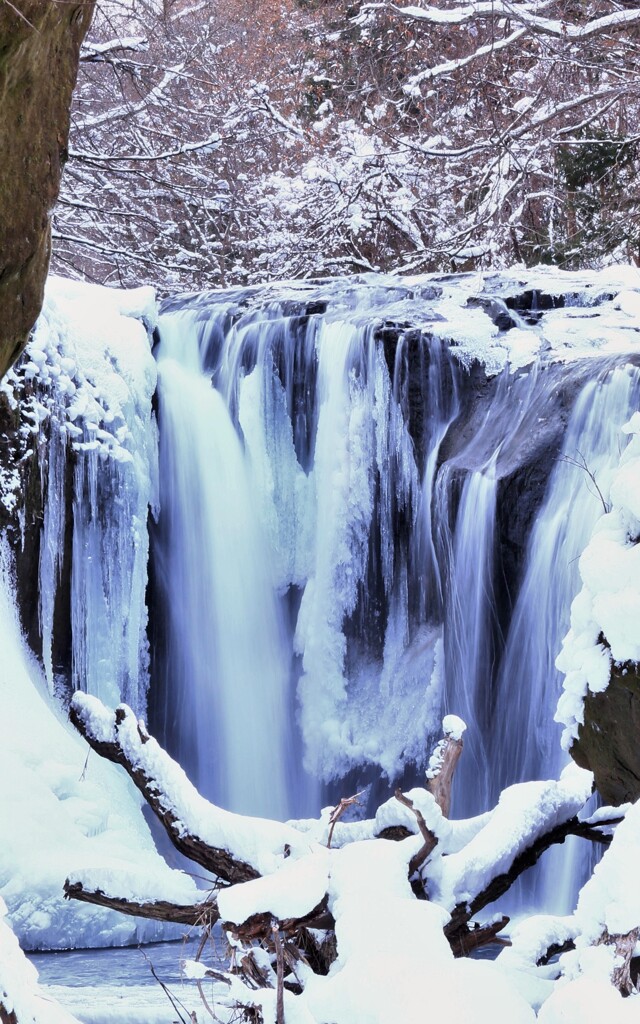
(4, 2), (640, 1024)
(57, 0), (640, 290)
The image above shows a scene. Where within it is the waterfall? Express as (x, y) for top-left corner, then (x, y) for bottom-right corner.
(10, 270), (640, 953)
(152, 283), (640, 884)
(154, 286), (464, 813)
(152, 311), (301, 820)
(491, 362), (640, 912)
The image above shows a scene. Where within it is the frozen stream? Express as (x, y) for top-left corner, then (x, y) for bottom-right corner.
(27, 938), (228, 1024)
(26, 938), (210, 988)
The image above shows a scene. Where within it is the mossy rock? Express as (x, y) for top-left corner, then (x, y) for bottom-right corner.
(571, 665), (640, 806)
(0, 0), (95, 379)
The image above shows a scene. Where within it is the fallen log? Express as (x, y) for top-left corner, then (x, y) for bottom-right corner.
(63, 879), (219, 927)
(66, 694), (621, 975)
(69, 693), (306, 885)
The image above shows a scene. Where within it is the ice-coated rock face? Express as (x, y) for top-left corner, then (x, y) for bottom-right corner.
(0, 277), (158, 715)
(556, 411), (640, 805)
(0, 0), (95, 378)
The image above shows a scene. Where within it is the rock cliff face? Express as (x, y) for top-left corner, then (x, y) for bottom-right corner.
(571, 666), (640, 806)
(0, 0), (94, 379)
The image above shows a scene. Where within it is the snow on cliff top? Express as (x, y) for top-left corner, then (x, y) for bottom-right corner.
(168, 263), (640, 376)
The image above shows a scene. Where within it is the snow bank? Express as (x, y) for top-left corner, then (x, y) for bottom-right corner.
(572, 798), (640, 947)
(538, 976), (639, 1024)
(0, 898), (81, 1024)
(556, 410), (640, 748)
(0, 554), (185, 950)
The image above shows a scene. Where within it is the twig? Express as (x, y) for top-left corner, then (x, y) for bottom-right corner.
(79, 746), (90, 781)
(327, 791), (364, 848)
(140, 948), (194, 1024)
(561, 451), (610, 514)
(272, 920), (285, 1024)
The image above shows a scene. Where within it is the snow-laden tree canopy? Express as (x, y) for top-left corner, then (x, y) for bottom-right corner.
(54, 0), (640, 290)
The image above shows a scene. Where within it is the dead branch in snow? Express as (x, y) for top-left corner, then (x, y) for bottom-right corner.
(393, 789), (438, 877)
(444, 811), (622, 949)
(327, 791), (364, 848)
(62, 879), (219, 926)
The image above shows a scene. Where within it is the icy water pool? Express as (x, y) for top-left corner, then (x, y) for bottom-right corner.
(27, 938), (230, 1024)
(27, 937), (212, 987)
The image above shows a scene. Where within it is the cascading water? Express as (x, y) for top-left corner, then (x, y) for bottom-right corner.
(440, 465), (498, 811)
(492, 362), (640, 912)
(149, 278), (639, 913)
(153, 284), (454, 814)
(152, 311), (300, 820)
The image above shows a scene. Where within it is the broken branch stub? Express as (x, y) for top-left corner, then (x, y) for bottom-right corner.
(426, 715), (466, 817)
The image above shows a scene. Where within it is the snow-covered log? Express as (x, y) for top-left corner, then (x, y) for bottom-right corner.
(69, 693), (313, 884)
(64, 693), (640, 1019)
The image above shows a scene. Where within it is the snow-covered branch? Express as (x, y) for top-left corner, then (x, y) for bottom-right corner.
(69, 693), (309, 883)
(361, 1), (640, 40)
(69, 131), (221, 164)
(80, 36), (148, 62)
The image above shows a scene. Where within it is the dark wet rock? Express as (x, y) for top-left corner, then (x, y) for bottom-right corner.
(571, 664), (640, 806)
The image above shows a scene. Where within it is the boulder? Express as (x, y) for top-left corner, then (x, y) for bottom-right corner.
(571, 665), (640, 806)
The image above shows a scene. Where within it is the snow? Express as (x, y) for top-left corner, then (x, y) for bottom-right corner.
(572, 799), (640, 942)
(217, 849), (330, 925)
(556, 408), (640, 748)
(538, 976), (639, 1024)
(41, 983), (207, 1024)
(298, 837), (535, 1024)
(442, 713), (466, 741)
(0, 898), (82, 1024)
(0, 553), (184, 950)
